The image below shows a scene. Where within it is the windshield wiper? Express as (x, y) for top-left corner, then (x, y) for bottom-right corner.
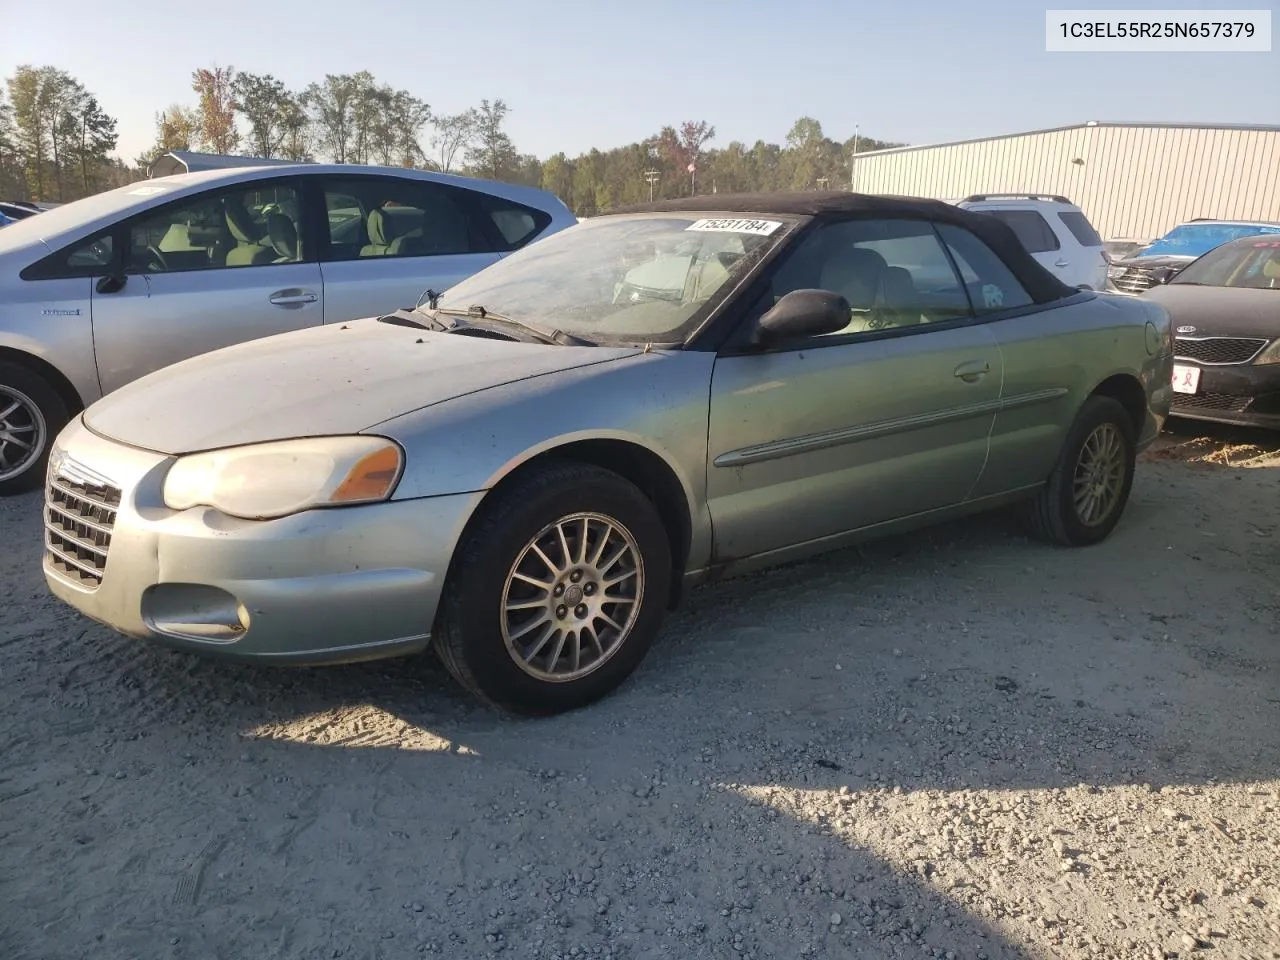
(434, 304), (593, 346)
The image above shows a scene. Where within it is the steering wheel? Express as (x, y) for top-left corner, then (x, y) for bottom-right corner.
(144, 245), (171, 272)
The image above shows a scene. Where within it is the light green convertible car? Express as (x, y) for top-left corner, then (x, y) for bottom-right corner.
(42, 193), (1174, 715)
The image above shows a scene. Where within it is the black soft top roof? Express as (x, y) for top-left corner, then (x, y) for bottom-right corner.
(612, 191), (1077, 304)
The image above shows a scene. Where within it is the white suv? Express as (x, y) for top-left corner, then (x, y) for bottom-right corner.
(956, 194), (1109, 291)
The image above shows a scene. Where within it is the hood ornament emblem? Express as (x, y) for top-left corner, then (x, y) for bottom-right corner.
(1176, 325), (1197, 334)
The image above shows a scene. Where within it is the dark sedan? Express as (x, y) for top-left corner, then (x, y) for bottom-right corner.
(1142, 236), (1280, 429)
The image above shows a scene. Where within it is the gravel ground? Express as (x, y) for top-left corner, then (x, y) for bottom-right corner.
(2, 422), (1279, 960)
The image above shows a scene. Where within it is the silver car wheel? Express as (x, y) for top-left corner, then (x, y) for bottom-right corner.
(501, 512), (644, 683)
(1072, 422), (1126, 527)
(0, 385), (46, 483)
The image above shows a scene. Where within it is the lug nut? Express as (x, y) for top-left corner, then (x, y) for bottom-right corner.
(583, 582), (596, 596)
(570, 570), (582, 583)
(556, 605), (567, 619)
(554, 584), (565, 597)
(575, 604), (588, 618)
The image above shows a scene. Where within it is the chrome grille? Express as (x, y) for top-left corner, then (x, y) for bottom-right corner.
(1111, 268), (1157, 295)
(1172, 392), (1251, 414)
(1174, 336), (1268, 366)
(44, 461), (121, 588)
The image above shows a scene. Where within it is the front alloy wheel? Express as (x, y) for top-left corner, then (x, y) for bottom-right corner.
(502, 513), (644, 683)
(434, 461), (672, 715)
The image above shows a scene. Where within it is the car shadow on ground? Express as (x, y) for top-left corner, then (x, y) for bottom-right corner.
(3, 448), (1278, 958)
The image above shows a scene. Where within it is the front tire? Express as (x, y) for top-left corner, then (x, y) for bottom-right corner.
(434, 461), (672, 715)
(1023, 395), (1136, 547)
(0, 362), (69, 497)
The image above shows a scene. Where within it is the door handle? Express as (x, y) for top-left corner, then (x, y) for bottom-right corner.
(953, 359), (990, 383)
(269, 289), (318, 306)
(1054, 259), (1070, 267)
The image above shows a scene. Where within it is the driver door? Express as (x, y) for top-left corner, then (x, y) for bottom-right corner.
(705, 218), (1003, 562)
(89, 178), (324, 394)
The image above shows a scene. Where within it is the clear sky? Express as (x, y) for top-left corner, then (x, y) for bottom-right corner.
(4, 0), (1278, 163)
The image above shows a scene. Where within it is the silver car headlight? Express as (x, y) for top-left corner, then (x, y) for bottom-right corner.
(1254, 340), (1280, 365)
(163, 436), (404, 520)
(1107, 265), (1127, 280)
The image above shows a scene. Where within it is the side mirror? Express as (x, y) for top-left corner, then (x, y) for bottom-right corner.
(95, 273), (127, 295)
(752, 288), (850, 346)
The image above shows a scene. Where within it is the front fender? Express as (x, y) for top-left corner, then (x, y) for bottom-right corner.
(369, 350), (718, 567)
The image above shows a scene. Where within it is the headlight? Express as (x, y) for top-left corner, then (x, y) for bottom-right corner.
(1107, 265), (1127, 279)
(1255, 340), (1280, 365)
(163, 436), (404, 519)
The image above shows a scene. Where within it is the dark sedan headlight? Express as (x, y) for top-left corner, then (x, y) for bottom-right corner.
(163, 436), (404, 520)
(1254, 340), (1280, 365)
(1107, 264), (1128, 281)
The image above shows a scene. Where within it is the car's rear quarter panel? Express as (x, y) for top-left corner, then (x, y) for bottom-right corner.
(973, 293), (1172, 498)
(0, 261), (102, 408)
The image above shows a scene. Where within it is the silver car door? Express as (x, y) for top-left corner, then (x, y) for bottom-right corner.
(314, 174), (502, 323)
(705, 218), (1003, 562)
(89, 178), (322, 395)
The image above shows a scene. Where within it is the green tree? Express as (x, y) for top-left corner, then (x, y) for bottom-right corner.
(67, 95), (117, 195)
(466, 99), (518, 180)
(0, 91), (25, 199)
(232, 72), (292, 158)
(192, 65), (240, 154)
(8, 65), (57, 198)
(430, 109), (476, 173)
(137, 103), (199, 170)
(7, 65), (119, 201)
(278, 97), (312, 161)
(368, 87), (431, 167)
(303, 74), (361, 162)
(539, 152), (574, 208)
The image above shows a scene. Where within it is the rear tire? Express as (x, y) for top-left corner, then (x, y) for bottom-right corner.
(1023, 395), (1136, 547)
(0, 361), (69, 497)
(434, 461), (672, 716)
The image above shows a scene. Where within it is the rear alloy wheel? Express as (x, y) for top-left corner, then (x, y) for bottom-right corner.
(0, 362), (69, 496)
(434, 462), (671, 715)
(1023, 395), (1136, 547)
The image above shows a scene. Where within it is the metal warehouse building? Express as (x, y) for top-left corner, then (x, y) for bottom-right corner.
(850, 121), (1280, 243)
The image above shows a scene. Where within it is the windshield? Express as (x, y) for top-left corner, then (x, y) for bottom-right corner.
(1138, 222), (1280, 259)
(1171, 239), (1280, 289)
(433, 213), (796, 343)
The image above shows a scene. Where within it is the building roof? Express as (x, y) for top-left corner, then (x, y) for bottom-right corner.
(852, 120), (1280, 159)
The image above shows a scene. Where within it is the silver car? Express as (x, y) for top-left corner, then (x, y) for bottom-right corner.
(42, 193), (1174, 715)
(0, 164), (576, 495)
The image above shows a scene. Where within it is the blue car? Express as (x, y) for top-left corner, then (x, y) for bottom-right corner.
(1109, 219), (1280, 294)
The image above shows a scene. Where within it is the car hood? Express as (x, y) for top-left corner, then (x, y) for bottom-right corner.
(1141, 284), (1280, 339)
(1113, 253), (1195, 270)
(83, 318), (642, 455)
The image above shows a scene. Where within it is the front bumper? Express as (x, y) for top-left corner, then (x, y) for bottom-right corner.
(1169, 361), (1280, 429)
(42, 417), (485, 665)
